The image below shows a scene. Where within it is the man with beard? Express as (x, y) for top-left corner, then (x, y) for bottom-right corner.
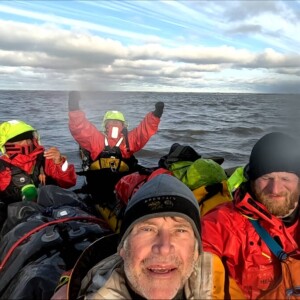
(83, 174), (226, 299)
(201, 132), (300, 299)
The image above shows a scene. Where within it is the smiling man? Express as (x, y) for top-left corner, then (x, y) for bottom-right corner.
(120, 216), (198, 299)
(202, 132), (300, 299)
(84, 174), (225, 300)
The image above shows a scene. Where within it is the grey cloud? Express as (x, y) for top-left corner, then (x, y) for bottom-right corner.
(255, 80), (300, 94)
(0, 14), (299, 93)
(226, 24), (263, 35)
(221, 1), (280, 22)
(276, 68), (300, 76)
(236, 52), (300, 69)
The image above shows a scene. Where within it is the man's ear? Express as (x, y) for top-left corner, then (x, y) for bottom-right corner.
(119, 247), (125, 258)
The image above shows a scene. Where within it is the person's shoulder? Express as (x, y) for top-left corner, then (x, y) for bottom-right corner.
(202, 201), (235, 218)
(202, 201), (245, 230)
(192, 252), (226, 299)
(201, 251), (225, 270)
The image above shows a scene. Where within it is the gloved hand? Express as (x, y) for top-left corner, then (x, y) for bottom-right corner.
(153, 102), (164, 118)
(68, 91), (81, 111)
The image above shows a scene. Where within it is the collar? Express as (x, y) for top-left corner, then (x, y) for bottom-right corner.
(234, 186), (275, 224)
(282, 203), (300, 227)
(3, 146), (44, 162)
(234, 184), (300, 227)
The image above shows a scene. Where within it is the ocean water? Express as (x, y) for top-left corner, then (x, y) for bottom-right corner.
(1, 91), (299, 175)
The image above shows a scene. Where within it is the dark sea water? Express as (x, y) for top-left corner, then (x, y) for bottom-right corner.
(1, 91), (299, 185)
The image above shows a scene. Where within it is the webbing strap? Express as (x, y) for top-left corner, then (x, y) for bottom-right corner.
(250, 219), (287, 260)
(122, 127), (131, 153)
(104, 137), (123, 147)
(115, 137), (123, 147)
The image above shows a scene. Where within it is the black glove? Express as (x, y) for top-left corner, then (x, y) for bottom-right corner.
(153, 102), (164, 118)
(68, 91), (81, 111)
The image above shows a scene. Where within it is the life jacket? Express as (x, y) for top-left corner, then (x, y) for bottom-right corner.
(0, 153), (48, 204)
(81, 133), (138, 174)
(76, 135), (138, 211)
(90, 137), (130, 173)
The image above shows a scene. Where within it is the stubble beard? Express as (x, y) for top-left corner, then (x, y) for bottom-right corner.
(255, 189), (299, 217)
(123, 246), (198, 299)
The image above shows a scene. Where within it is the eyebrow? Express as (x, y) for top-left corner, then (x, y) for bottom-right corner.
(138, 219), (192, 228)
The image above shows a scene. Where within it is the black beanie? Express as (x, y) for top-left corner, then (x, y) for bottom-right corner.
(118, 174), (201, 251)
(245, 132), (300, 180)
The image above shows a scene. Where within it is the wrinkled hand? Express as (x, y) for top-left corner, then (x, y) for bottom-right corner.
(68, 91), (81, 111)
(153, 101), (164, 118)
(44, 147), (63, 164)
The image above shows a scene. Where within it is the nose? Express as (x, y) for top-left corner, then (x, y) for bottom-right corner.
(266, 178), (283, 194)
(152, 230), (174, 255)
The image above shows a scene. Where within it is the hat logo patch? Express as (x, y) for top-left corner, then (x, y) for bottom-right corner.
(145, 196), (175, 211)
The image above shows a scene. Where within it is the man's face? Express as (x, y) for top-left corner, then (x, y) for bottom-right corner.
(119, 216), (199, 300)
(105, 120), (124, 138)
(5, 139), (34, 155)
(253, 172), (300, 217)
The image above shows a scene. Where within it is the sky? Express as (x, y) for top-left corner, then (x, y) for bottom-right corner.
(0, 0), (300, 93)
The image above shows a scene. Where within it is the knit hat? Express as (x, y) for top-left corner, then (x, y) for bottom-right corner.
(245, 132), (300, 180)
(118, 174), (201, 251)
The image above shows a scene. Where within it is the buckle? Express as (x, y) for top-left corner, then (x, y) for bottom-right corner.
(110, 161), (117, 172)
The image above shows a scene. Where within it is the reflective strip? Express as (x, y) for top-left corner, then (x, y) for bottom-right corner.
(104, 137), (123, 147)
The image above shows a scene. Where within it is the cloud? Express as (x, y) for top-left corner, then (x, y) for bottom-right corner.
(0, 1), (299, 93)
